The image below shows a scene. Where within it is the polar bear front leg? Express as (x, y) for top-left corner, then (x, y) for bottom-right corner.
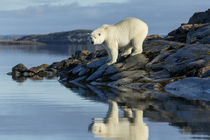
(106, 41), (118, 65)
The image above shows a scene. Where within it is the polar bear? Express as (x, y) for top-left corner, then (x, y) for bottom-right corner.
(89, 100), (149, 140)
(90, 17), (148, 65)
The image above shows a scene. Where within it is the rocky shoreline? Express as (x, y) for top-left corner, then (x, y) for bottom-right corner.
(8, 9), (210, 101)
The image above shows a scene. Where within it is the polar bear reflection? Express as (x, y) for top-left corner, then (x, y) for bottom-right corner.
(89, 100), (149, 140)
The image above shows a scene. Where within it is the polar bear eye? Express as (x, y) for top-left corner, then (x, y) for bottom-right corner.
(98, 33), (101, 36)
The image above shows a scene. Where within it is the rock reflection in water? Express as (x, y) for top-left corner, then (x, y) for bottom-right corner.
(61, 82), (210, 139)
(89, 100), (149, 140)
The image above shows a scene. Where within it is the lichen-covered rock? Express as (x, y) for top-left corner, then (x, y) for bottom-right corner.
(29, 64), (48, 73)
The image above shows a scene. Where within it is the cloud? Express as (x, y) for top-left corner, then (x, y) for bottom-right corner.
(0, 0), (129, 11)
(0, 0), (209, 35)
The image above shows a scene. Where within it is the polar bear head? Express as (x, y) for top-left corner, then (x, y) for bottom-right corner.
(90, 25), (109, 45)
(89, 122), (107, 135)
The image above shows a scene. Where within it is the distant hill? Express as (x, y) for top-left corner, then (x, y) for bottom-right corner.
(17, 30), (92, 45)
(0, 35), (24, 40)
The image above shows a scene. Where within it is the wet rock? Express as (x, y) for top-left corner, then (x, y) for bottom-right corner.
(13, 71), (21, 77)
(7, 72), (12, 75)
(165, 77), (210, 101)
(38, 71), (55, 77)
(29, 64), (48, 73)
(188, 9), (210, 24)
(23, 71), (35, 77)
(12, 63), (28, 73)
(12, 75), (26, 82)
(30, 75), (44, 80)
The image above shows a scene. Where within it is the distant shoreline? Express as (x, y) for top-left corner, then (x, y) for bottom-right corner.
(0, 39), (44, 45)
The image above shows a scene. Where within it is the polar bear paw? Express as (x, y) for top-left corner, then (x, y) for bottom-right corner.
(107, 60), (116, 66)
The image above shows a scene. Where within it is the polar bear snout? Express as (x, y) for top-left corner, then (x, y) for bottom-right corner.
(87, 35), (94, 44)
(90, 30), (105, 45)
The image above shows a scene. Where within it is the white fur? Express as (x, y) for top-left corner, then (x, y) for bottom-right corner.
(91, 18), (148, 65)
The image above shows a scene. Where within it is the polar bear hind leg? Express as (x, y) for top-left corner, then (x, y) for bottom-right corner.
(131, 29), (147, 56)
(131, 37), (143, 56)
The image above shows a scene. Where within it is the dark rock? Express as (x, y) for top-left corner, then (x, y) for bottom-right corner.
(69, 76), (87, 84)
(164, 44), (210, 76)
(108, 78), (134, 87)
(149, 70), (171, 79)
(12, 63), (28, 73)
(47, 68), (57, 73)
(103, 64), (123, 76)
(30, 75), (44, 80)
(13, 71), (21, 77)
(202, 70), (210, 78)
(143, 40), (185, 61)
(199, 64), (210, 77)
(38, 71), (55, 77)
(74, 50), (91, 61)
(72, 64), (84, 74)
(29, 64), (48, 73)
(78, 67), (90, 76)
(166, 24), (206, 43)
(87, 57), (107, 69)
(87, 64), (108, 81)
(188, 9), (210, 24)
(121, 54), (148, 70)
(165, 77), (210, 101)
(7, 72), (12, 75)
(110, 70), (147, 81)
(125, 82), (162, 91)
(186, 24), (210, 44)
(12, 75), (26, 82)
(23, 71), (35, 77)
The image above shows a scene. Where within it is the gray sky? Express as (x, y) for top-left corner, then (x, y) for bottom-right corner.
(0, 0), (209, 35)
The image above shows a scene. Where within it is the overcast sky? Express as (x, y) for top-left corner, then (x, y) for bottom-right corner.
(0, 0), (209, 35)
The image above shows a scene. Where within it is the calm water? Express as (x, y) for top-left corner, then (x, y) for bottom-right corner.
(0, 45), (210, 140)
